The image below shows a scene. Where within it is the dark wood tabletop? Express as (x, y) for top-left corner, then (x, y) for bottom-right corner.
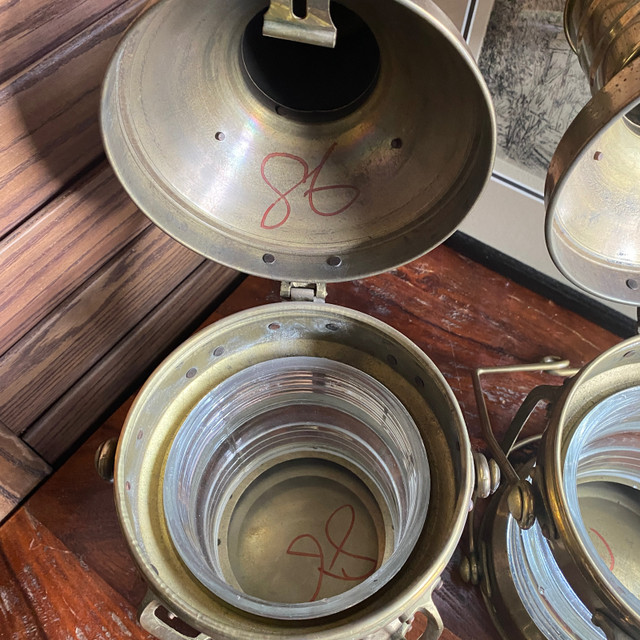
(0, 242), (624, 640)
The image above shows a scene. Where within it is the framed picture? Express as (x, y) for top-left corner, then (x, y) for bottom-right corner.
(466, 0), (591, 197)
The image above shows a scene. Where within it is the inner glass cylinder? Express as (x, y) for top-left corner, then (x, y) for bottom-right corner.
(504, 386), (640, 639)
(162, 356), (430, 619)
(564, 385), (640, 607)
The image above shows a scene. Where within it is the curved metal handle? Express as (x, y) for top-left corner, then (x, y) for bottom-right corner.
(472, 356), (578, 529)
(139, 596), (212, 640)
(408, 602), (443, 640)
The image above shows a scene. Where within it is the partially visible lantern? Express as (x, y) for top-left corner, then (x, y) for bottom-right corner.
(467, 1), (640, 637)
(469, 341), (640, 640)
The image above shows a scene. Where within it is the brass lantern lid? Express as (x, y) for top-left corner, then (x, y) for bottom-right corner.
(545, 0), (640, 306)
(101, 0), (495, 284)
(545, 58), (640, 306)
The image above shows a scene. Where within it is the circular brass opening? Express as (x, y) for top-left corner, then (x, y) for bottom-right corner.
(241, 3), (380, 121)
(223, 457), (388, 604)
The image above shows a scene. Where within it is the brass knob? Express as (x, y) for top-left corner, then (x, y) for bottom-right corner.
(507, 481), (536, 530)
(95, 437), (118, 483)
(459, 553), (480, 586)
(473, 452), (501, 499)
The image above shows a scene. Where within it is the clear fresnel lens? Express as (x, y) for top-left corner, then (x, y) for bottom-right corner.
(163, 356), (430, 620)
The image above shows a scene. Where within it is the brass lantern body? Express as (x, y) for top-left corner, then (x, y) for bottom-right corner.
(478, 338), (640, 640)
(100, 0), (496, 638)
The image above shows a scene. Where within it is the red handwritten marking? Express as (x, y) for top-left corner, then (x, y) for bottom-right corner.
(286, 504), (378, 602)
(260, 143), (360, 229)
(590, 527), (615, 571)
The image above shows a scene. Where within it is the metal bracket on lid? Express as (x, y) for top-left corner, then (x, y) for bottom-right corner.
(262, 0), (337, 48)
(280, 281), (327, 302)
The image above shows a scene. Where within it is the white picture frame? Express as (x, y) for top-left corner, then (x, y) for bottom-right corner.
(455, 0), (634, 319)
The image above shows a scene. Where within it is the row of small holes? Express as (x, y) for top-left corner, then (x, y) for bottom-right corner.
(269, 322), (341, 331)
(183, 347), (226, 380)
(262, 253), (343, 267)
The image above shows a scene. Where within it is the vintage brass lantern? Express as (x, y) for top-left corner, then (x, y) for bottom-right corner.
(546, 0), (640, 304)
(99, 0), (495, 638)
(467, 1), (640, 638)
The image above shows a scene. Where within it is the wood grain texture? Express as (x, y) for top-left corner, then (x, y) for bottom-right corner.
(27, 401), (149, 607)
(0, 420), (50, 521)
(0, 0), (149, 238)
(0, 508), (152, 639)
(23, 262), (241, 464)
(0, 164), (148, 357)
(0, 226), (205, 436)
(0, 0), (128, 84)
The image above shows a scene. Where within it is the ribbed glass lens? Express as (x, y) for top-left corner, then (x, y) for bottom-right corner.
(507, 501), (606, 640)
(162, 356), (430, 619)
(564, 386), (640, 609)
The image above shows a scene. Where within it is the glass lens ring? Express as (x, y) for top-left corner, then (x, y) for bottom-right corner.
(562, 386), (640, 610)
(162, 356), (430, 620)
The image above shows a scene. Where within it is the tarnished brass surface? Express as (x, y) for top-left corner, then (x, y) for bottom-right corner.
(539, 336), (640, 638)
(564, 0), (640, 92)
(546, 0), (640, 304)
(101, 0), (495, 284)
(114, 302), (473, 640)
(478, 461), (548, 640)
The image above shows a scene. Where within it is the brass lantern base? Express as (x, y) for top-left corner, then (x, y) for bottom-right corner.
(115, 302), (473, 639)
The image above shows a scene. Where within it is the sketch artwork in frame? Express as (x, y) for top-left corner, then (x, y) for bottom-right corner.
(470, 0), (591, 197)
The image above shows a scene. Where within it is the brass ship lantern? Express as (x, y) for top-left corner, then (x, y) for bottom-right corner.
(99, 0), (495, 638)
(467, 1), (640, 638)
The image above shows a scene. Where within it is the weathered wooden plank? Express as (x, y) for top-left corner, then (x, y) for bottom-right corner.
(0, 508), (152, 639)
(0, 164), (148, 357)
(0, 420), (50, 522)
(0, 226), (204, 435)
(24, 261), (241, 464)
(0, 0), (128, 84)
(0, 0), (150, 238)
(26, 402), (150, 606)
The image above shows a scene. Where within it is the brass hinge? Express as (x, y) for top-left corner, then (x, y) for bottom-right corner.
(280, 281), (327, 302)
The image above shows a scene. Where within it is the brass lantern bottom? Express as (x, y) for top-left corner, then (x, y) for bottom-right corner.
(114, 302), (473, 640)
(478, 339), (640, 640)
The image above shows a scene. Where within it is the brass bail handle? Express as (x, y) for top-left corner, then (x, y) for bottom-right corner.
(461, 356), (579, 585)
(472, 356), (579, 530)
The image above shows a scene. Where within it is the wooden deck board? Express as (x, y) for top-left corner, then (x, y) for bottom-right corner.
(0, 0), (149, 237)
(0, 164), (148, 357)
(0, 226), (205, 435)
